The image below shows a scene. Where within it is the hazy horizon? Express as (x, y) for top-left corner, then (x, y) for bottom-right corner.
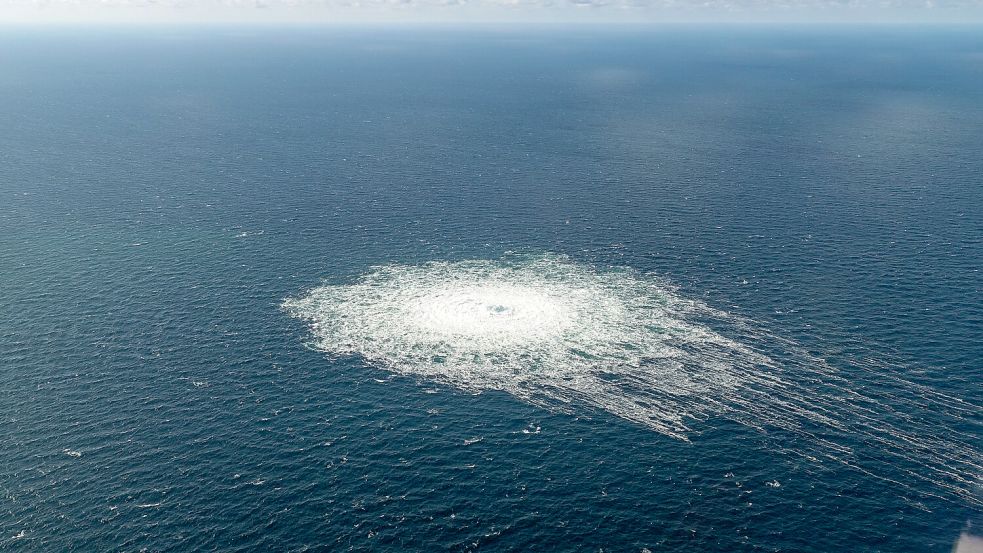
(4, 0), (983, 25)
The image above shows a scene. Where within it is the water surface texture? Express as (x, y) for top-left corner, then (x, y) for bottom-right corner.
(1, 27), (981, 551)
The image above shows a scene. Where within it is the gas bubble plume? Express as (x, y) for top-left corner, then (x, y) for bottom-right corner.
(284, 254), (981, 504)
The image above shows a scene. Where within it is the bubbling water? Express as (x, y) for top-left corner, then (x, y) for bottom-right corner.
(283, 255), (753, 436)
(284, 254), (981, 504)
(406, 283), (573, 344)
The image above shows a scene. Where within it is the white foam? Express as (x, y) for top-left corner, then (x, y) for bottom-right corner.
(284, 255), (754, 437)
(285, 253), (981, 504)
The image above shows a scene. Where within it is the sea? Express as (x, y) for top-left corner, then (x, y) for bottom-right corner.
(0, 26), (981, 552)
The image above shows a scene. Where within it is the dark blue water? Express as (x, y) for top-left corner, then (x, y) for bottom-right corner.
(1, 27), (981, 551)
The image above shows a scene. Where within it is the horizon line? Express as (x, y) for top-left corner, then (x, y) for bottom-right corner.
(3, 18), (983, 26)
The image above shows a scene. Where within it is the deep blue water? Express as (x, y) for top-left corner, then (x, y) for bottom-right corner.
(1, 27), (981, 551)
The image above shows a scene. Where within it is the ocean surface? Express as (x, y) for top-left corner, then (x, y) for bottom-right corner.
(1, 26), (981, 552)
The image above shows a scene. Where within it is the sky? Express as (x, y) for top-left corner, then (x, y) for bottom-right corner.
(2, 0), (983, 24)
